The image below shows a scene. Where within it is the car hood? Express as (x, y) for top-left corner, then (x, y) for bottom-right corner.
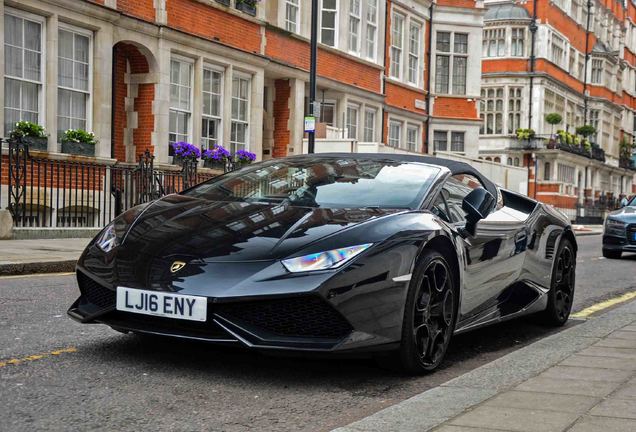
(607, 206), (636, 223)
(119, 194), (400, 262)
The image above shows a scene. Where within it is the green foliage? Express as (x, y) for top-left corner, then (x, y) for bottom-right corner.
(545, 113), (563, 126)
(9, 121), (46, 139)
(619, 136), (635, 159)
(516, 128), (535, 140)
(62, 129), (97, 146)
(576, 125), (596, 138)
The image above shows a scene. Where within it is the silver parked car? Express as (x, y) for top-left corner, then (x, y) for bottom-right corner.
(602, 196), (636, 259)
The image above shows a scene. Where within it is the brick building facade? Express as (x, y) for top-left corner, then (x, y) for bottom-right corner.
(1, 0), (483, 167)
(479, 0), (636, 219)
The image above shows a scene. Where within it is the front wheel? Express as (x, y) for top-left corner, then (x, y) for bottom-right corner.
(395, 250), (457, 374)
(602, 248), (622, 259)
(541, 238), (576, 326)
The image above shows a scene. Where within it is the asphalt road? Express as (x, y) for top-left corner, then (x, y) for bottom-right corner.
(1, 234), (634, 432)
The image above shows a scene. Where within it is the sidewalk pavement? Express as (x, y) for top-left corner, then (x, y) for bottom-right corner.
(334, 299), (636, 432)
(0, 238), (90, 276)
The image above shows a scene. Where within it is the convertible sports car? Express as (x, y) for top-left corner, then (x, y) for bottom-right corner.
(68, 154), (577, 373)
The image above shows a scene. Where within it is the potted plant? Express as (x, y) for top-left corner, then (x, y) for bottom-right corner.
(545, 113), (563, 137)
(233, 149), (257, 168)
(9, 121), (48, 151)
(61, 129), (97, 156)
(235, 0), (259, 16)
(515, 128), (535, 141)
(171, 141), (201, 165)
(202, 145), (231, 170)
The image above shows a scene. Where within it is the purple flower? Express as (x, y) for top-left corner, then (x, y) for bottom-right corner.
(202, 145), (231, 161)
(171, 142), (201, 159)
(234, 149), (257, 163)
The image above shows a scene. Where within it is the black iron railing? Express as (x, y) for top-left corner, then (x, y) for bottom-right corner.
(0, 140), (217, 229)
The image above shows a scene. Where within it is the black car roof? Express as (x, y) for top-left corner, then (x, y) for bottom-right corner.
(286, 152), (499, 198)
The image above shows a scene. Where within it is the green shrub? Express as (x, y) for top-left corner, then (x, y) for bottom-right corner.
(61, 129), (97, 145)
(9, 121), (46, 139)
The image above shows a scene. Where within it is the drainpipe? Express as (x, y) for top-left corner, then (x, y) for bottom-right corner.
(528, 0), (538, 198)
(111, 45), (117, 160)
(424, 2), (435, 154)
(528, 0), (538, 130)
(583, 0), (592, 124)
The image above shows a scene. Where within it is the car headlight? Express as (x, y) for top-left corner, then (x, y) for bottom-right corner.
(605, 218), (626, 236)
(96, 222), (118, 253)
(282, 244), (373, 273)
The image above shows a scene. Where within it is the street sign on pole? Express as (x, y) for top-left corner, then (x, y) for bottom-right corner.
(304, 116), (316, 133)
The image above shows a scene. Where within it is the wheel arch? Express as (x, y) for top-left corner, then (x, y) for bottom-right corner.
(562, 228), (578, 254)
(420, 235), (461, 297)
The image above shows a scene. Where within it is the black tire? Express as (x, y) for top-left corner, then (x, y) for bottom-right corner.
(541, 238), (576, 326)
(602, 248), (622, 259)
(395, 250), (458, 374)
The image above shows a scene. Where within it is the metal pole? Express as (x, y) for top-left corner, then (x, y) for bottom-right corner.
(308, 0), (318, 154)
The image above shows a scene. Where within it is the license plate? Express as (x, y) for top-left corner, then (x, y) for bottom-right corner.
(116, 287), (207, 322)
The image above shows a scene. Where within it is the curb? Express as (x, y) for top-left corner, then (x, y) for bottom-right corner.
(0, 260), (77, 277)
(573, 230), (603, 237)
(333, 299), (636, 432)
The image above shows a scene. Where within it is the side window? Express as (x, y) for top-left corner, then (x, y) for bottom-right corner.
(442, 174), (483, 223)
(431, 190), (451, 223)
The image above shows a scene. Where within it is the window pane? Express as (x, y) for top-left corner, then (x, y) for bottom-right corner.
(454, 33), (468, 54)
(435, 55), (449, 93)
(434, 131), (448, 151)
(59, 30), (74, 59)
(5, 46), (23, 77)
(74, 34), (89, 63)
(452, 56), (467, 95)
(436, 32), (451, 52)
(5, 15), (21, 47)
(24, 20), (41, 51)
(24, 50), (41, 81)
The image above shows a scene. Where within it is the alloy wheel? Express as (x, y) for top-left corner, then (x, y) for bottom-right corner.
(553, 245), (575, 321)
(413, 258), (455, 368)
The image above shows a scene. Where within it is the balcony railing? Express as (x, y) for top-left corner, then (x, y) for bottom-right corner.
(619, 156), (636, 171)
(512, 134), (606, 162)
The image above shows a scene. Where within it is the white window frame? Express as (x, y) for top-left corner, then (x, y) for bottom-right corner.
(433, 130), (448, 152)
(406, 124), (420, 153)
(3, 7), (46, 135)
(364, 0), (378, 61)
(285, 0), (300, 34)
(346, 103), (360, 140)
(348, 0), (361, 55)
(201, 64), (224, 150)
(363, 107), (376, 142)
(320, 0), (339, 48)
(390, 11), (405, 80)
(435, 31), (468, 95)
(57, 23), (93, 142)
(483, 27), (506, 58)
(591, 58), (604, 84)
(550, 32), (566, 69)
(388, 119), (403, 148)
(434, 130), (464, 153)
(230, 72), (252, 153)
(510, 27), (526, 57)
(407, 20), (423, 86)
(480, 88), (504, 136)
(169, 55), (194, 145)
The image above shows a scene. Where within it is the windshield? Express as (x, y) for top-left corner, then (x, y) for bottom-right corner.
(185, 157), (441, 209)
(629, 196), (636, 207)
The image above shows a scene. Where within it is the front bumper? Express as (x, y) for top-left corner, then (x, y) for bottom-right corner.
(67, 265), (406, 353)
(603, 224), (636, 252)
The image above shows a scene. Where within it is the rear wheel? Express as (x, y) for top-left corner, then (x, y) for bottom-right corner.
(395, 250), (457, 374)
(541, 239), (576, 326)
(602, 248), (622, 259)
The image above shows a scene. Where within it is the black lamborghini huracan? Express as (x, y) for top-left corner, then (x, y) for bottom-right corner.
(68, 154), (577, 373)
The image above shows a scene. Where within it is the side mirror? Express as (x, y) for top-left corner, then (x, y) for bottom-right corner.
(462, 188), (495, 236)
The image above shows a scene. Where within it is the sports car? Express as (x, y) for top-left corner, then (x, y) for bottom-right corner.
(68, 154), (577, 373)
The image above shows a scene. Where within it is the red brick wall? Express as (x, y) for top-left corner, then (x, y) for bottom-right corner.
(113, 43), (153, 162)
(433, 97), (479, 120)
(273, 80), (291, 158)
(265, 29), (382, 94)
(167, 0), (262, 53)
(385, 82), (426, 115)
(117, 0), (156, 22)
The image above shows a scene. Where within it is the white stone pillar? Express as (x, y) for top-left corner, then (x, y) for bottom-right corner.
(45, 14), (59, 152)
(289, 78), (306, 155)
(222, 65), (233, 150)
(93, 27), (113, 159)
(153, 39), (171, 164)
(192, 57), (203, 150)
(250, 69), (265, 160)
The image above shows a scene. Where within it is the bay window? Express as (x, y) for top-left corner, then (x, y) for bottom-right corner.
(231, 74), (251, 152)
(201, 67), (223, 150)
(320, 0), (338, 47)
(58, 27), (91, 142)
(4, 11), (43, 135)
(591, 59), (603, 84)
(480, 88), (503, 135)
(483, 28), (505, 58)
(169, 58), (192, 145)
(507, 87), (522, 134)
(511, 28), (525, 57)
(550, 33), (565, 68)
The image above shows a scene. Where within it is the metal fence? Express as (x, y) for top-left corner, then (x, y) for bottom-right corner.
(0, 139), (217, 229)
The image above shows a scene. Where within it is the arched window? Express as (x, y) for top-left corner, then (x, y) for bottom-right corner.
(544, 162), (551, 181)
(514, 157), (520, 166)
(507, 157), (513, 165)
(485, 157), (492, 161)
(494, 157), (501, 163)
